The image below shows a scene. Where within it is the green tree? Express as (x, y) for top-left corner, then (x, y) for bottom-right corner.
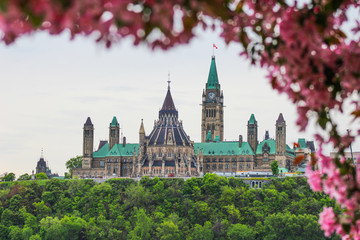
(271, 161), (279, 176)
(263, 213), (326, 240)
(33, 201), (52, 220)
(2, 173), (15, 182)
(156, 219), (182, 240)
(66, 156), (82, 177)
(227, 224), (255, 240)
(18, 173), (31, 181)
(128, 208), (153, 240)
(187, 221), (213, 240)
(35, 173), (48, 179)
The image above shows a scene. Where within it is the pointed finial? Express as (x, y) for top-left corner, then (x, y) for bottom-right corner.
(167, 72), (171, 90)
(41, 148), (44, 158)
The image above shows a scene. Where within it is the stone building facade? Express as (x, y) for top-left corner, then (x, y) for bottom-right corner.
(73, 56), (313, 178)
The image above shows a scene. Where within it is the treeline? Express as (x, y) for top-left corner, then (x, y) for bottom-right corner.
(0, 175), (340, 240)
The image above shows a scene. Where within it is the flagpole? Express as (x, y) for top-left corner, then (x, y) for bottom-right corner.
(212, 44), (214, 57)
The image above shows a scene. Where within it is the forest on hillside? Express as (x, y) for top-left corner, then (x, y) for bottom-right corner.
(0, 175), (340, 240)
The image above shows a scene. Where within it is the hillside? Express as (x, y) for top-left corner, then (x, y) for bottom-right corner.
(0, 175), (340, 240)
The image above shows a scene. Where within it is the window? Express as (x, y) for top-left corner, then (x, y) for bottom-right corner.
(225, 164), (229, 169)
(100, 161), (104, 167)
(239, 164), (244, 169)
(246, 164), (251, 169)
(240, 157), (244, 162)
(159, 152), (162, 157)
(219, 158), (223, 162)
(111, 129), (115, 137)
(231, 158), (236, 162)
(232, 164), (236, 169)
(212, 164), (217, 170)
(206, 164), (210, 170)
(225, 158), (230, 162)
(212, 159), (217, 162)
(85, 130), (90, 136)
(219, 164), (223, 170)
(168, 152), (171, 157)
(246, 157), (251, 162)
(205, 158), (210, 163)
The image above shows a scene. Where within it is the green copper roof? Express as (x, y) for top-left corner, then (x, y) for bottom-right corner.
(110, 116), (119, 127)
(298, 138), (306, 148)
(279, 167), (288, 173)
(93, 142), (109, 158)
(256, 139), (276, 154)
(194, 141), (255, 156)
(286, 144), (295, 157)
(214, 136), (220, 142)
(94, 142), (139, 158)
(107, 144), (139, 157)
(205, 130), (213, 142)
(256, 139), (295, 157)
(249, 114), (256, 124)
(206, 57), (220, 89)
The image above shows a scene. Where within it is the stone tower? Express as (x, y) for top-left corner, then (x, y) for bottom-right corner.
(201, 56), (224, 142)
(275, 113), (286, 155)
(109, 116), (120, 150)
(83, 117), (94, 169)
(247, 114), (258, 152)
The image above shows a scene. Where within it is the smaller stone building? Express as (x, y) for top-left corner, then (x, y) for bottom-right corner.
(35, 151), (58, 178)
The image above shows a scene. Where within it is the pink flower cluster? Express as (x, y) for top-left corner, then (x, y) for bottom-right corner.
(307, 149), (360, 239)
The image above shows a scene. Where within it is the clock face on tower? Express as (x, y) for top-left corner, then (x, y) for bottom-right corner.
(208, 92), (215, 99)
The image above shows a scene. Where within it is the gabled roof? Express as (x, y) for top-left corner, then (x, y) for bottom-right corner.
(110, 116), (119, 127)
(256, 139), (276, 154)
(84, 117), (93, 126)
(256, 139), (295, 157)
(107, 144), (139, 157)
(206, 56), (220, 89)
(248, 114), (257, 124)
(97, 140), (108, 151)
(93, 142), (109, 158)
(194, 141), (255, 156)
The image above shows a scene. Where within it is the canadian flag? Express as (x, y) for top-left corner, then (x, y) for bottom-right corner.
(213, 43), (218, 49)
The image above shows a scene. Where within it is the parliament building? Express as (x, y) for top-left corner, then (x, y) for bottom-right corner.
(74, 56), (314, 178)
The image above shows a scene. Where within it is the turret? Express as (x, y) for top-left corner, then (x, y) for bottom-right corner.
(109, 116), (120, 150)
(276, 113), (286, 155)
(247, 114), (258, 152)
(83, 117), (94, 169)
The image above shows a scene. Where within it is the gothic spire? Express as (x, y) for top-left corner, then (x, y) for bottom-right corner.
(139, 119), (145, 134)
(84, 117), (93, 126)
(276, 113), (285, 124)
(206, 56), (220, 89)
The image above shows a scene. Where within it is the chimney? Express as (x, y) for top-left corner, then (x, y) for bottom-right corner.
(239, 135), (243, 147)
(123, 136), (126, 147)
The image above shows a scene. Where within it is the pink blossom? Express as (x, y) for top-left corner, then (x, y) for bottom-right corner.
(319, 207), (337, 237)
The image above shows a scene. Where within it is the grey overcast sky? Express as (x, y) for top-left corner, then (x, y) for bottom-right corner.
(0, 25), (359, 177)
